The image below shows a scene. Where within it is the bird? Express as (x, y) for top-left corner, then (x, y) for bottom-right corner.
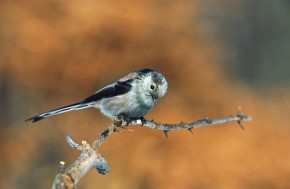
(26, 69), (168, 123)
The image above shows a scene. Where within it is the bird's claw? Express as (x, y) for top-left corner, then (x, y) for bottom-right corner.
(113, 115), (130, 127)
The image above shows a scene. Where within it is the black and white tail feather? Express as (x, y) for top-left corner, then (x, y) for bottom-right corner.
(26, 102), (95, 122)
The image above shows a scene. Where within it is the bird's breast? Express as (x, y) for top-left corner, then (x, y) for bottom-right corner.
(98, 92), (153, 118)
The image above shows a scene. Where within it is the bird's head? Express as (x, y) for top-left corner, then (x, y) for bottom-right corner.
(138, 69), (168, 102)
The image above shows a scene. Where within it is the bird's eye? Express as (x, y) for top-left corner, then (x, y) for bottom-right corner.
(150, 85), (155, 90)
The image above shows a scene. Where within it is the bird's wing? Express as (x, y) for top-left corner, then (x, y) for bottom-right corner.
(83, 79), (133, 103)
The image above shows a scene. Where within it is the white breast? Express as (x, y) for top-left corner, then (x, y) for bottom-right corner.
(97, 90), (154, 118)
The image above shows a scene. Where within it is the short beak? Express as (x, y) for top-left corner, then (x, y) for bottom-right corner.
(152, 95), (158, 102)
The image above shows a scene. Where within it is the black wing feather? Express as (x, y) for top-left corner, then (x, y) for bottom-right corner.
(83, 79), (133, 103)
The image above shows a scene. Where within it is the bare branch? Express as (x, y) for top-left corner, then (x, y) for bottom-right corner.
(52, 110), (252, 189)
(128, 114), (251, 131)
(66, 135), (83, 151)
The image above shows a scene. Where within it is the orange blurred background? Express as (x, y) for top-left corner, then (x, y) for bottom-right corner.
(1, 1), (290, 188)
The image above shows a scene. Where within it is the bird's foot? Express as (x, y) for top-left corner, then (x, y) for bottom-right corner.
(139, 117), (146, 125)
(112, 115), (130, 127)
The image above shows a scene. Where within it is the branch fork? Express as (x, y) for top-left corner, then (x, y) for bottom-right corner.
(52, 109), (252, 189)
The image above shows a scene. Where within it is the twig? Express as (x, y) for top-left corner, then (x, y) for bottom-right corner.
(52, 110), (252, 189)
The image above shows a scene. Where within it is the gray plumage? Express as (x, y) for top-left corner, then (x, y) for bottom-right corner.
(26, 69), (168, 123)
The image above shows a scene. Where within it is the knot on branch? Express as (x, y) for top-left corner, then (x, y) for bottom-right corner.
(53, 161), (75, 189)
(58, 161), (66, 174)
(112, 115), (129, 127)
(93, 156), (109, 175)
(236, 107), (252, 130)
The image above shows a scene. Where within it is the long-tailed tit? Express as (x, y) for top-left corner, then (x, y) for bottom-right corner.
(26, 69), (168, 123)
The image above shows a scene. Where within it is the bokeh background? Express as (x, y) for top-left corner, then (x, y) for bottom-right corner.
(1, 0), (290, 188)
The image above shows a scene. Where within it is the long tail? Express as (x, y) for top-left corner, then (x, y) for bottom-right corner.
(26, 102), (95, 123)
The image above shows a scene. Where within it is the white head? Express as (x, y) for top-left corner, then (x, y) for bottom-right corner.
(137, 69), (168, 102)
